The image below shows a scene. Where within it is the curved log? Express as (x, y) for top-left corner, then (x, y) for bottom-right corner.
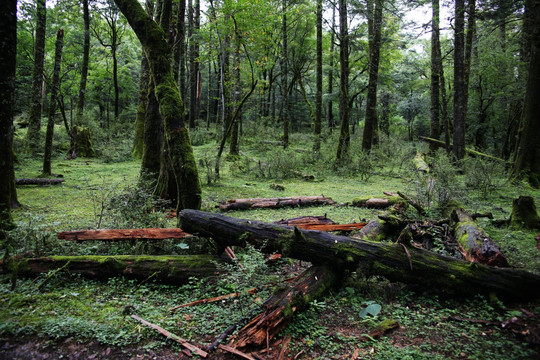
(179, 210), (540, 299)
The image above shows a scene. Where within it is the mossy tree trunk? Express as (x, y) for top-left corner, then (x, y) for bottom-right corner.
(26, 0), (47, 150)
(132, 49), (150, 158)
(75, 0), (90, 125)
(179, 210), (540, 299)
(43, 29), (64, 176)
(510, 196), (540, 230)
(114, 0), (202, 212)
(429, 0), (441, 152)
(0, 0), (18, 230)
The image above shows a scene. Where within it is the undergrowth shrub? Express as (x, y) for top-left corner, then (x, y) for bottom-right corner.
(463, 157), (507, 197)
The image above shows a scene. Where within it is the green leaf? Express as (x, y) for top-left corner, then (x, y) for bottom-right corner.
(359, 303), (382, 319)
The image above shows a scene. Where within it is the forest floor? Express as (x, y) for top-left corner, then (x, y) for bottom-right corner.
(2, 129), (540, 359)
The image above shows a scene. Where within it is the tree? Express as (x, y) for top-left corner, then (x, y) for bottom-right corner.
(0, 0), (17, 230)
(335, 0), (350, 162)
(43, 29), (64, 176)
(113, 0), (202, 212)
(26, 0), (47, 150)
(429, 0), (441, 151)
(313, 0), (322, 153)
(326, 4), (336, 129)
(511, 0), (540, 187)
(362, 0), (383, 152)
(188, 0), (201, 128)
(75, 0), (90, 125)
(453, 0), (466, 160)
(281, 0), (289, 149)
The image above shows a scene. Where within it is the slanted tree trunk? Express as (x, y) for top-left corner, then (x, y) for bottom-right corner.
(75, 0), (90, 125)
(453, 0), (466, 161)
(511, 0), (540, 188)
(26, 0), (47, 149)
(179, 210), (540, 299)
(0, 0), (18, 230)
(43, 29), (64, 176)
(2, 255), (224, 284)
(362, 0), (383, 151)
(335, 0), (350, 162)
(313, 0), (323, 153)
(429, 0), (441, 151)
(114, 0), (202, 212)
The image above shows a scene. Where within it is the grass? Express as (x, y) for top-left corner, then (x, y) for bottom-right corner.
(1, 126), (540, 359)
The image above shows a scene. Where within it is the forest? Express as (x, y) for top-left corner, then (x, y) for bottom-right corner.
(0, 0), (540, 358)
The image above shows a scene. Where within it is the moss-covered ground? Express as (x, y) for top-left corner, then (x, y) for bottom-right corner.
(1, 126), (539, 359)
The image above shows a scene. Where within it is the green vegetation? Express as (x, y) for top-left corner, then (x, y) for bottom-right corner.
(2, 125), (539, 359)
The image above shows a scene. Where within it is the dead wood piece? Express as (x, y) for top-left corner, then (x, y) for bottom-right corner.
(367, 319), (400, 339)
(447, 203), (509, 267)
(418, 136), (507, 163)
(2, 255), (224, 284)
(131, 314), (207, 357)
(350, 197), (404, 209)
(179, 210), (540, 299)
(233, 265), (338, 348)
(16, 178), (64, 186)
(278, 336), (291, 360)
(471, 212), (494, 220)
(219, 196), (335, 211)
(397, 192), (426, 216)
(275, 215), (335, 226)
(218, 344), (255, 360)
(57, 228), (191, 241)
(170, 288), (257, 312)
(295, 223), (366, 232)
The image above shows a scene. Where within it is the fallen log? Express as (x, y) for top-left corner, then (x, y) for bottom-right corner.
(179, 210), (540, 299)
(445, 201), (509, 267)
(130, 314), (208, 357)
(219, 196), (335, 211)
(16, 178), (65, 186)
(350, 197), (404, 209)
(233, 265), (338, 348)
(1, 255), (224, 284)
(418, 136), (506, 163)
(275, 215), (335, 226)
(58, 228), (191, 241)
(276, 216), (365, 231)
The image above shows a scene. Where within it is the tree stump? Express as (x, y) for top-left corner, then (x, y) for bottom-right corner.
(510, 196), (540, 230)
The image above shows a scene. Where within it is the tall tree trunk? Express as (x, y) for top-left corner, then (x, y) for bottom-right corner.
(362, 0), (383, 151)
(313, 0), (323, 153)
(174, 0), (186, 93)
(132, 50), (150, 158)
(112, 43), (119, 122)
(188, 0), (200, 128)
(281, 0), (289, 149)
(0, 0), (17, 230)
(463, 0), (476, 123)
(229, 38), (241, 155)
(511, 0), (540, 188)
(453, 0), (466, 160)
(43, 29), (64, 176)
(429, 0), (441, 152)
(114, 0), (202, 212)
(26, 0), (47, 149)
(75, 0), (90, 125)
(335, 0), (350, 163)
(326, 5), (336, 130)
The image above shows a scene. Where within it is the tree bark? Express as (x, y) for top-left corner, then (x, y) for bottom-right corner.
(335, 0), (350, 162)
(43, 29), (64, 176)
(114, 0), (202, 212)
(219, 196), (336, 212)
(429, 0), (441, 151)
(362, 0), (383, 151)
(57, 228), (190, 241)
(0, 0), (17, 229)
(75, 0), (90, 125)
(511, 0), (540, 188)
(2, 255), (224, 284)
(132, 49), (150, 158)
(453, 0), (466, 161)
(179, 210), (540, 299)
(26, 0), (47, 149)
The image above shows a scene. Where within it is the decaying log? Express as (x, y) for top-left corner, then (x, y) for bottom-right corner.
(294, 223), (366, 232)
(179, 210), (540, 299)
(130, 314), (208, 357)
(350, 197), (404, 209)
(58, 228), (191, 241)
(446, 202), (509, 267)
(509, 196), (540, 230)
(219, 196), (335, 211)
(1, 255), (224, 284)
(418, 136), (506, 163)
(16, 178), (65, 186)
(233, 265), (338, 348)
(275, 215), (335, 226)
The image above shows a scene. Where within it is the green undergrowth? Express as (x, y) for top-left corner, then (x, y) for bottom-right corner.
(2, 127), (540, 359)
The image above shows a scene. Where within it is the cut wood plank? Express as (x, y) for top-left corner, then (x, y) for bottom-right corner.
(2, 255), (224, 284)
(131, 314), (207, 357)
(16, 178), (65, 185)
(58, 228), (191, 241)
(179, 210), (540, 299)
(219, 196), (335, 211)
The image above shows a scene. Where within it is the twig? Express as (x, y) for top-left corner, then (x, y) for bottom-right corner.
(218, 344), (255, 360)
(130, 314), (207, 357)
(397, 191), (426, 216)
(36, 260), (71, 290)
(225, 246), (244, 269)
(171, 287), (257, 312)
(278, 336), (291, 360)
(400, 243), (413, 270)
